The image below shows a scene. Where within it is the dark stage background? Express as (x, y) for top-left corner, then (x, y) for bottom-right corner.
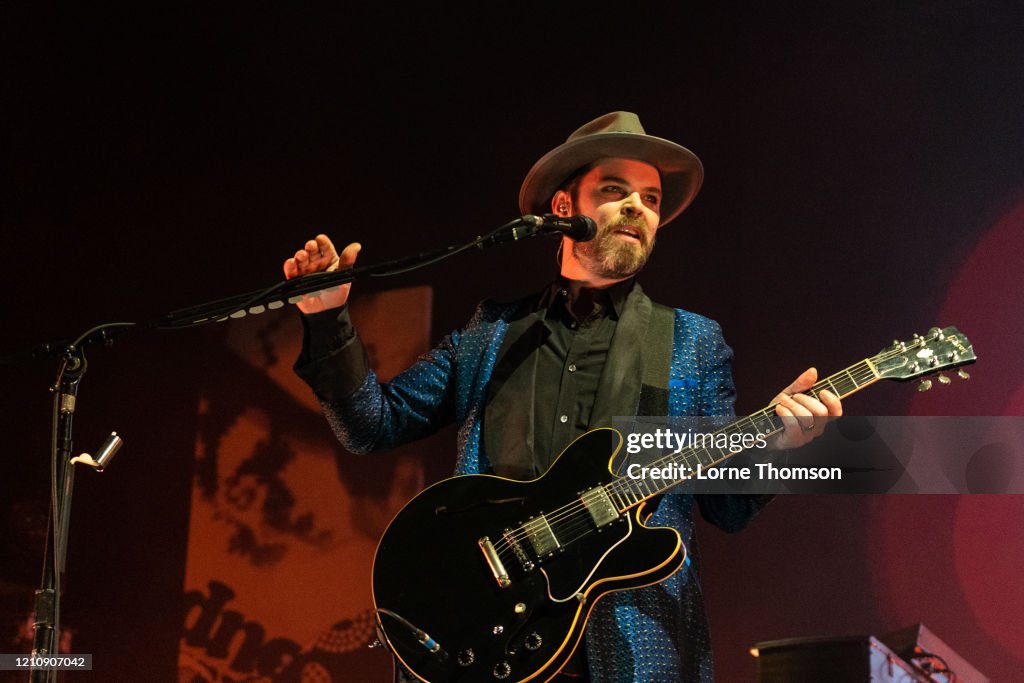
(3, 3), (1024, 681)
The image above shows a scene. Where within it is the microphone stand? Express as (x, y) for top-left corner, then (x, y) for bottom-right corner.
(149, 215), (545, 330)
(15, 213), (561, 679)
(30, 344), (86, 683)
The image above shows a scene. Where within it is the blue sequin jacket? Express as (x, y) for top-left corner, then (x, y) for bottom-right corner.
(297, 285), (771, 682)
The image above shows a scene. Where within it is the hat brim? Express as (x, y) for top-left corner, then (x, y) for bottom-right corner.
(518, 132), (704, 228)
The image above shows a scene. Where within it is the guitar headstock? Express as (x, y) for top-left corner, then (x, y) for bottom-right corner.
(872, 326), (976, 389)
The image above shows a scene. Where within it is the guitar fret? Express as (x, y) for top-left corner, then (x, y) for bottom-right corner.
(639, 477), (653, 499)
(683, 451), (699, 471)
(618, 487), (630, 507)
(627, 487), (639, 506)
(753, 412), (777, 435)
(839, 368), (856, 395)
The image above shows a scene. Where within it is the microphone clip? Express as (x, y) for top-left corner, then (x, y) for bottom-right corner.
(476, 217), (542, 250)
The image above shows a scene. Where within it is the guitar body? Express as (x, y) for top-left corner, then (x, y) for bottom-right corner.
(372, 428), (685, 683)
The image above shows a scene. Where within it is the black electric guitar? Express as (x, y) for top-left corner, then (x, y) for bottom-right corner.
(372, 327), (976, 683)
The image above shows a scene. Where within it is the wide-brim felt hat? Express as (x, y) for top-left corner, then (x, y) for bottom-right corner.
(518, 111), (704, 228)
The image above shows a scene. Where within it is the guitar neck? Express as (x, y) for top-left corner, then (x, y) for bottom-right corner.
(606, 359), (882, 511)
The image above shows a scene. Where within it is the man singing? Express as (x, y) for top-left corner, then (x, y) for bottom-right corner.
(285, 112), (841, 682)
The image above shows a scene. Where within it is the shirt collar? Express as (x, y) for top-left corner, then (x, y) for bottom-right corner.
(538, 277), (635, 319)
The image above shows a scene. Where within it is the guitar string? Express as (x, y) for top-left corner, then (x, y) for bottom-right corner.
(505, 356), (896, 560)
(493, 336), (958, 556)
(493, 368), (876, 559)
(500, 337), (967, 561)
(498, 515), (605, 565)
(493, 363), (878, 556)
(495, 360), (932, 564)
(494, 362), (882, 558)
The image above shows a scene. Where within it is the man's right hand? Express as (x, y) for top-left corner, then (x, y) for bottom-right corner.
(283, 234), (361, 314)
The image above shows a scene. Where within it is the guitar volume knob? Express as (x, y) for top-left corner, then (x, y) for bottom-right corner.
(493, 661), (512, 679)
(524, 632), (543, 651)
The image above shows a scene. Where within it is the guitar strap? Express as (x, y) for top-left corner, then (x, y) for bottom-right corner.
(623, 301), (675, 514)
(638, 301), (674, 416)
(604, 297), (674, 480)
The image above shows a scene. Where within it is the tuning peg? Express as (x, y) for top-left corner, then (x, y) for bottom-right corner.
(938, 374), (951, 385)
(918, 379), (933, 392)
(958, 369), (971, 381)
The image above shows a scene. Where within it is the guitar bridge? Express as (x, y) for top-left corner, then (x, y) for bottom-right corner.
(502, 529), (534, 572)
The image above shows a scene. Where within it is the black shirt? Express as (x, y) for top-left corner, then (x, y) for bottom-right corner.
(483, 278), (633, 480)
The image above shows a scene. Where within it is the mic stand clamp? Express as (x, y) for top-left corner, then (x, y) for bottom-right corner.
(475, 216), (541, 249)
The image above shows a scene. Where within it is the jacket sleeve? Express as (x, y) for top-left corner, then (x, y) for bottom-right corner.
(692, 319), (774, 532)
(293, 306), (458, 454)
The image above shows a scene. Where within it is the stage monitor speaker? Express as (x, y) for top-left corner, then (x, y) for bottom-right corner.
(754, 635), (931, 683)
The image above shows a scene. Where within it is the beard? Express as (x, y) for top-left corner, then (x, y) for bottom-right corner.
(572, 217), (655, 279)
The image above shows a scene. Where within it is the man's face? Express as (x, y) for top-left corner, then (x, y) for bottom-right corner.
(566, 158), (662, 280)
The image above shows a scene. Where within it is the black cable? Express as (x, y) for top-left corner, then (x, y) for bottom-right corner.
(375, 608), (445, 656)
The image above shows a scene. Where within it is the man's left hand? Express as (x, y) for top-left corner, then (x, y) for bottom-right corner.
(769, 367), (843, 450)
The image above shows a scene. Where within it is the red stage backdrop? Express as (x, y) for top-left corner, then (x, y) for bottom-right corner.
(179, 288), (433, 682)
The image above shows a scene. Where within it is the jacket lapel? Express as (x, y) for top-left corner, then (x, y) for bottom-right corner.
(589, 284), (652, 429)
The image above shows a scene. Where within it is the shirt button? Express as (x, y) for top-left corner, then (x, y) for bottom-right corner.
(569, 321), (577, 329)
(559, 415), (569, 423)
(568, 364), (577, 373)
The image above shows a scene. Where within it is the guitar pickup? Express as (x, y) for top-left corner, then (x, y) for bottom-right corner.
(524, 515), (560, 557)
(581, 487), (619, 528)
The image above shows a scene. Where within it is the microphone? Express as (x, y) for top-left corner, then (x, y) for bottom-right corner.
(523, 214), (597, 242)
(477, 214), (597, 249)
